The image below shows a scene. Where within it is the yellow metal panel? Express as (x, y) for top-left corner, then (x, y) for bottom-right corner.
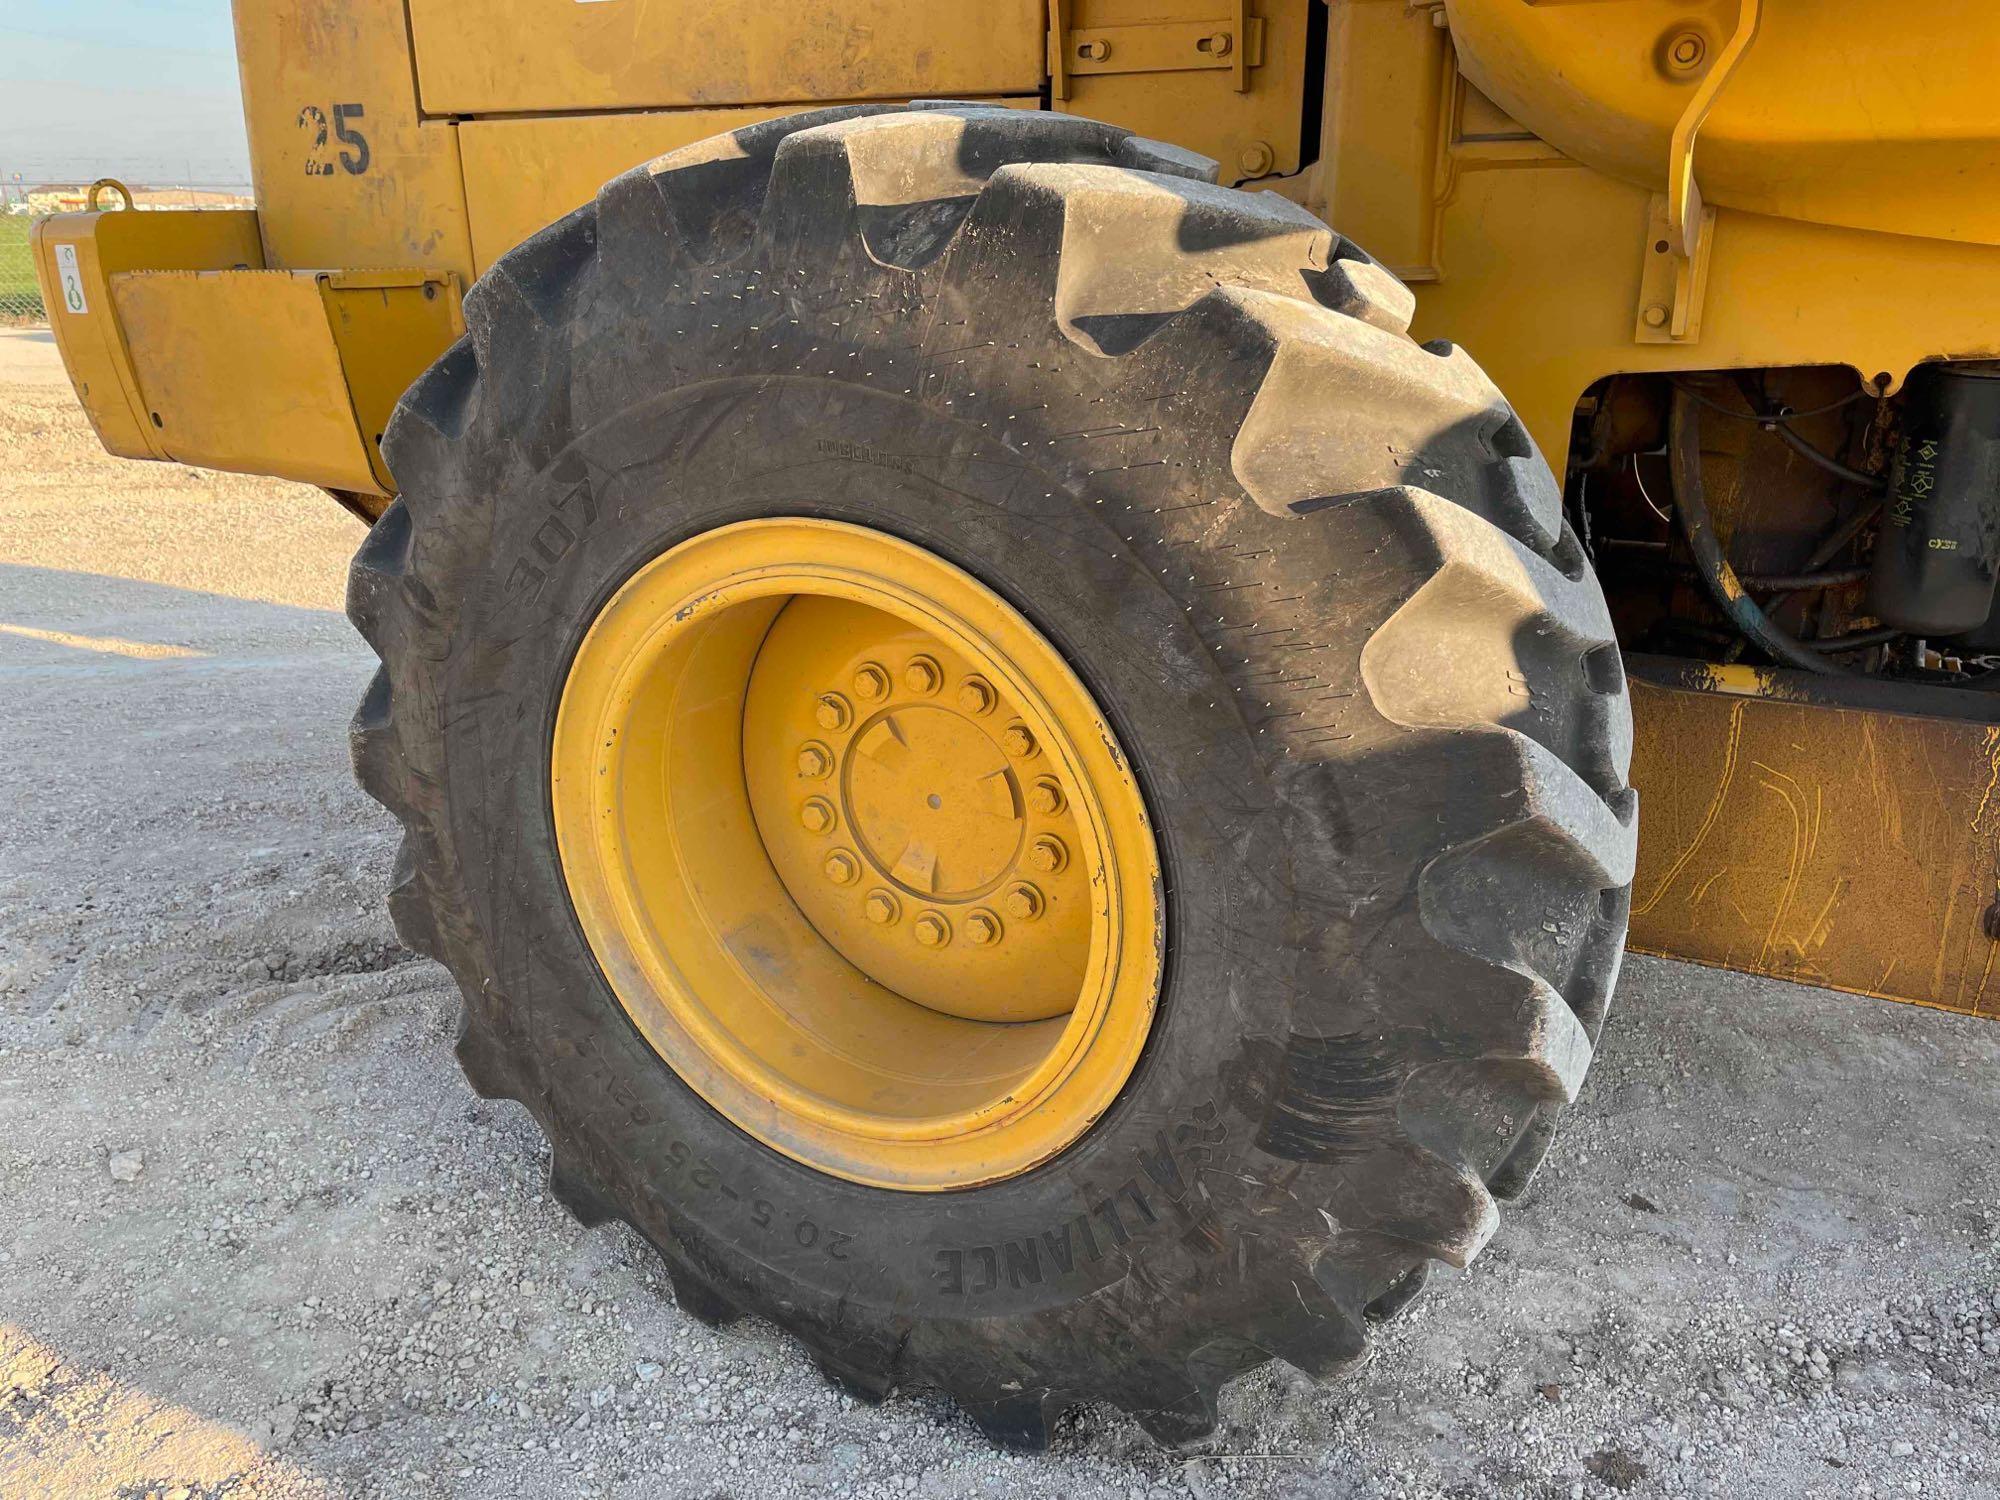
(1317, 0), (1451, 273)
(460, 100), (1040, 274)
(1628, 668), (2000, 1019)
(1054, 0), (1313, 184)
(31, 208), (264, 463)
(1446, 0), (2000, 247)
(112, 271), (383, 495)
(406, 0), (1043, 116)
(1314, 5), (2000, 464)
(233, 0), (475, 284)
(319, 271), (465, 490)
(1404, 164), (2000, 467)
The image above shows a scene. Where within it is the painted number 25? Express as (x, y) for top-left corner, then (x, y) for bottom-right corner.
(298, 102), (371, 177)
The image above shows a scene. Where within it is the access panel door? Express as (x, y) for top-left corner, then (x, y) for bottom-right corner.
(406, 0), (1045, 115)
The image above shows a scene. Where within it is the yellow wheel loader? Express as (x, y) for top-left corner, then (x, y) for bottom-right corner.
(32, 0), (2000, 1446)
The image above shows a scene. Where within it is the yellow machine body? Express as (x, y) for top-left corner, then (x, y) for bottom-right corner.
(1627, 663), (2000, 1018)
(33, 195), (459, 499)
(31, 0), (2000, 1015)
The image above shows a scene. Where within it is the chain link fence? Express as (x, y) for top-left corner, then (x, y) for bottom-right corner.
(1, 174), (254, 324)
(1, 206), (42, 323)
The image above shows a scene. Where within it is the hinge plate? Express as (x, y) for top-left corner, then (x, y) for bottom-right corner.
(1048, 16), (1265, 86)
(1635, 193), (1717, 345)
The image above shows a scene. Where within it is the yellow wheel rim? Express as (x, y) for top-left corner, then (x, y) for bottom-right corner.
(550, 519), (1162, 1190)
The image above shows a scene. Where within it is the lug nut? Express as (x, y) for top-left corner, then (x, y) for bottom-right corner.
(1028, 836), (1069, 874)
(1003, 883), (1044, 922)
(852, 663), (890, 702)
(904, 656), (942, 696)
(1000, 724), (1037, 759)
(797, 742), (833, 779)
(1028, 778), (1065, 816)
(815, 693), (852, 731)
(800, 797), (836, 834)
(823, 849), (859, 886)
(965, 909), (1002, 946)
(957, 676), (995, 715)
(864, 889), (901, 926)
(913, 912), (950, 948)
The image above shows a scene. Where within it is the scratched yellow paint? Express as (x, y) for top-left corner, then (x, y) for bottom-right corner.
(1630, 680), (2000, 1019)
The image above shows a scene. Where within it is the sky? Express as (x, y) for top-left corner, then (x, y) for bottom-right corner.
(0, 0), (251, 188)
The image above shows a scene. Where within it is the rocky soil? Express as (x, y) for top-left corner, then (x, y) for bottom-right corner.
(2, 327), (1996, 1498)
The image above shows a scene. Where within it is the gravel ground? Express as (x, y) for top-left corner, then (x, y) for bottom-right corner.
(3, 325), (1998, 1499)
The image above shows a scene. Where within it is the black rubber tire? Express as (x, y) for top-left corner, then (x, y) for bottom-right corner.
(348, 103), (1636, 1448)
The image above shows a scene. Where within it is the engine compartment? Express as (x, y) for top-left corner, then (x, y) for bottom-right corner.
(1569, 362), (2000, 686)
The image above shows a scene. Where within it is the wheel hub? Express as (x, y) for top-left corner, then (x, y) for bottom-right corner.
(849, 705), (1018, 897)
(743, 598), (1090, 1022)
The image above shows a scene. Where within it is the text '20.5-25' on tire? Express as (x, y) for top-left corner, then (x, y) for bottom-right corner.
(348, 103), (1636, 1448)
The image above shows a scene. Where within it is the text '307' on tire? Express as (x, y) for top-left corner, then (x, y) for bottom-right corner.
(349, 103), (1635, 1449)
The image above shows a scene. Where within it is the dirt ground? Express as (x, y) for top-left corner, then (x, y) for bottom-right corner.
(2, 325), (1997, 1499)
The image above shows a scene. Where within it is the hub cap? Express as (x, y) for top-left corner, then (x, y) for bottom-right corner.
(549, 520), (1162, 1190)
(741, 597), (1092, 1023)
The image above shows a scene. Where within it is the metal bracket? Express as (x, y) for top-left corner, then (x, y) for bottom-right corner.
(1638, 0), (1757, 343)
(1636, 193), (1717, 344)
(1047, 9), (1263, 99)
(1667, 0), (1758, 256)
(1049, 0), (1072, 101)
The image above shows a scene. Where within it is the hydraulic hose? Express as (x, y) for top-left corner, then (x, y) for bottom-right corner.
(1667, 391), (1849, 676)
(1768, 418), (1886, 490)
(1741, 566), (1868, 592)
(1662, 564), (1868, 591)
(1672, 377), (1884, 488)
(1806, 626), (1899, 654)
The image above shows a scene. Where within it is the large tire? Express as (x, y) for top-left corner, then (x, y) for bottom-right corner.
(349, 104), (1635, 1446)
